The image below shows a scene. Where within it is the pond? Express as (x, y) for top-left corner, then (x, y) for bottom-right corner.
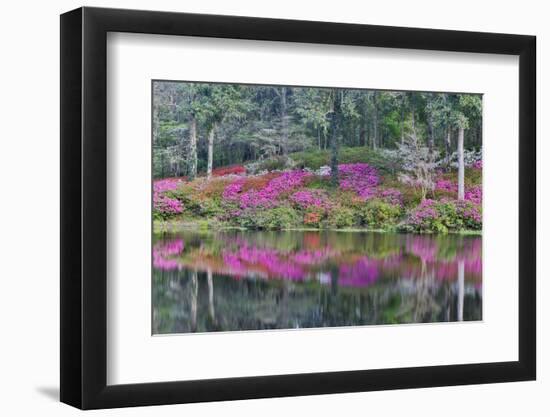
(152, 230), (482, 334)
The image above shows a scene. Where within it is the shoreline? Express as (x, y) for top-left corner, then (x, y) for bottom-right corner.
(153, 219), (482, 236)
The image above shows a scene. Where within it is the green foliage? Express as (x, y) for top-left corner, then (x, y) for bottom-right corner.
(168, 186), (224, 218)
(359, 199), (402, 229)
(399, 199), (481, 233)
(251, 155), (295, 173)
(235, 206), (301, 230)
(328, 207), (358, 229)
(465, 167), (482, 186)
(290, 146), (390, 173)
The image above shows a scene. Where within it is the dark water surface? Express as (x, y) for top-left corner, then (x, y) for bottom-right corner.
(153, 230), (482, 334)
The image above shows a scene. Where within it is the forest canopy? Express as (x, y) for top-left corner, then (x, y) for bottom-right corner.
(153, 82), (482, 179)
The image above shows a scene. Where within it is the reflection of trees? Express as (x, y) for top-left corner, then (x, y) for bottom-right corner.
(457, 260), (464, 321)
(153, 267), (482, 334)
(412, 261), (439, 322)
(152, 231), (483, 333)
(190, 270), (198, 332)
(207, 269), (216, 324)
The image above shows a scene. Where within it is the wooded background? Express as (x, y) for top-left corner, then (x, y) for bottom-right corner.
(153, 82), (482, 180)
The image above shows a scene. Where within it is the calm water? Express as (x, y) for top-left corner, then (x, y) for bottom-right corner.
(153, 230), (482, 334)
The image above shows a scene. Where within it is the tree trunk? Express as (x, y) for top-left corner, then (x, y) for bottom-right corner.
(445, 127), (451, 170)
(330, 90), (340, 187)
(206, 123), (215, 179)
(427, 114), (435, 152)
(280, 87), (288, 155)
(411, 106), (418, 147)
(190, 270), (198, 332)
(372, 93), (378, 150)
(457, 260), (464, 321)
(400, 103), (405, 145)
(207, 269), (215, 324)
(457, 127), (465, 200)
(359, 118), (366, 147)
(317, 127), (321, 150)
(188, 116), (198, 180)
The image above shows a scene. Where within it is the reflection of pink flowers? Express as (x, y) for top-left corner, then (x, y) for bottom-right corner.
(153, 239), (184, 270)
(407, 235), (438, 262)
(291, 249), (333, 265)
(152, 233), (482, 287)
(339, 258), (379, 287)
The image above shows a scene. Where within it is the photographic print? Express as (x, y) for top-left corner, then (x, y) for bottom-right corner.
(152, 81), (482, 334)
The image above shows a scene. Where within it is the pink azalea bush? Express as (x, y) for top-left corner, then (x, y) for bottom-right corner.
(153, 150), (481, 231)
(221, 177), (246, 201)
(456, 200), (482, 229)
(378, 188), (403, 206)
(290, 189), (329, 209)
(405, 199), (440, 232)
(402, 198), (481, 233)
(435, 178), (457, 193)
(465, 185), (482, 205)
(223, 170), (312, 209)
(153, 178), (184, 218)
(338, 163), (379, 199)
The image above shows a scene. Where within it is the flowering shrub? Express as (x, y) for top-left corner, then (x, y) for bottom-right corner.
(456, 200), (482, 230)
(303, 210), (323, 226)
(435, 179), (457, 193)
(472, 160), (482, 170)
(359, 199), (402, 229)
(465, 185), (482, 205)
(235, 206), (301, 230)
(224, 170), (312, 209)
(200, 177), (233, 199)
(154, 178), (181, 194)
(212, 164), (246, 177)
(222, 177), (246, 201)
(401, 199), (482, 233)
(401, 199), (442, 232)
(154, 154), (482, 231)
(290, 189), (329, 209)
(154, 195), (184, 219)
(153, 178), (184, 218)
(377, 188), (403, 206)
(328, 207), (357, 228)
(435, 177), (481, 204)
(338, 163), (379, 199)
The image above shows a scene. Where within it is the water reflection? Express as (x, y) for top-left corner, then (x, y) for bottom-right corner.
(153, 230), (481, 334)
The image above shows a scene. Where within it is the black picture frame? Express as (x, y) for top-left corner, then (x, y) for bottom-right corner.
(60, 6), (536, 410)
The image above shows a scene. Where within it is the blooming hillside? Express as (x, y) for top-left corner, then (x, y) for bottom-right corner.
(154, 156), (482, 233)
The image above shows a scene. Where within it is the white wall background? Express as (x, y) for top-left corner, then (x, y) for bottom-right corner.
(0, 0), (545, 415)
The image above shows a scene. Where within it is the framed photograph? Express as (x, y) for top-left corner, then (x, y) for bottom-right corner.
(60, 6), (536, 409)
